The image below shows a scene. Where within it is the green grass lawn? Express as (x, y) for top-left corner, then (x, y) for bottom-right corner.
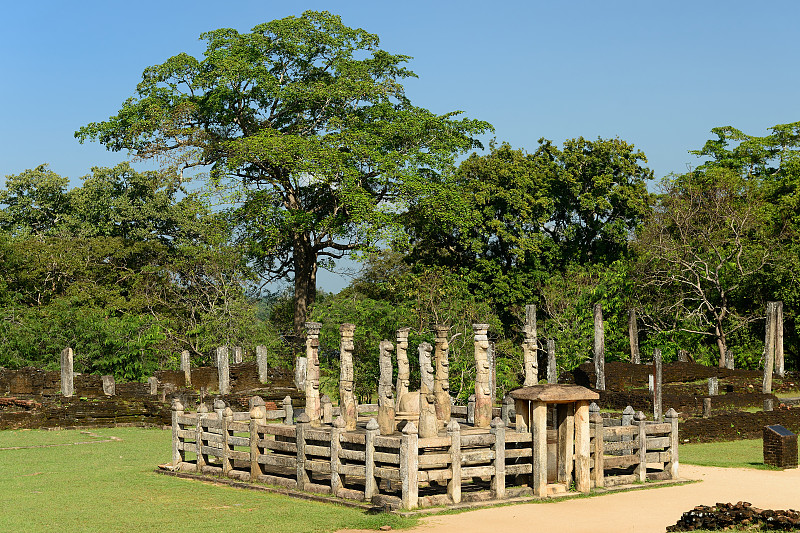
(0, 427), (416, 533)
(680, 438), (781, 470)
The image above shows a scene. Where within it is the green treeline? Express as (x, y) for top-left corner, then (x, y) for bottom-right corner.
(1, 12), (798, 398)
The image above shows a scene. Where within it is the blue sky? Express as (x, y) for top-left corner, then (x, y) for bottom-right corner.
(2, 1), (798, 291)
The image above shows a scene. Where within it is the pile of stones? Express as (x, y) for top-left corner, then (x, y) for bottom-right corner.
(667, 502), (800, 531)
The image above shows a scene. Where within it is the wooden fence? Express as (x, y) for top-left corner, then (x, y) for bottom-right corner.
(171, 398), (679, 510)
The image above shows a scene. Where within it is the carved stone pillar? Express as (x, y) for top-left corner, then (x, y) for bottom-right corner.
(473, 324), (492, 428)
(417, 342), (438, 438)
(339, 323), (358, 431)
(395, 327), (411, 409)
(304, 322), (322, 426)
(434, 325), (451, 424)
(378, 340), (396, 435)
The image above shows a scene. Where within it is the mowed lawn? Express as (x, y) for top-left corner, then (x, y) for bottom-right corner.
(0, 427), (415, 533)
(680, 438), (781, 470)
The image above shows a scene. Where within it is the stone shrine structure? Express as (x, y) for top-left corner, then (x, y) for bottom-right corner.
(434, 325), (451, 424)
(473, 324), (492, 428)
(304, 322), (322, 426)
(339, 323), (358, 431)
(377, 339), (396, 435)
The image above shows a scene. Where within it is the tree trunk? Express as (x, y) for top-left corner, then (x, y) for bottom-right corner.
(715, 322), (727, 368)
(292, 232), (317, 340)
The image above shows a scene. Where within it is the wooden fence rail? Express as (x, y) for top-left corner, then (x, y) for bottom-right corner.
(171, 398), (679, 510)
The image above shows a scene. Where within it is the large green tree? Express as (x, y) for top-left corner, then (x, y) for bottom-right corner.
(76, 11), (491, 338)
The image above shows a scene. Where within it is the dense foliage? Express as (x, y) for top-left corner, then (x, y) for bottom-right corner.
(0, 10), (796, 395)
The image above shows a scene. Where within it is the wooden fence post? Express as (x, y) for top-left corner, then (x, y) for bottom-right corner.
(283, 395), (294, 425)
(196, 403), (208, 472)
(330, 416), (344, 496)
(250, 397), (266, 482)
(574, 400), (591, 493)
(532, 400), (548, 497)
(171, 398), (185, 468)
(365, 418), (379, 500)
(222, 407), (234, 476)
(491, 417), (506, 499)
(665, 408), (679, 479)
(295, 412), (310, 490)
(590, 409), (604, 488)
(447, 420), (461, 504)
(400, 422), (419, 510)
(634, 411), (647, 482)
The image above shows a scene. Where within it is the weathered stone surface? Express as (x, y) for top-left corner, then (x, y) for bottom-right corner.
(60, 347), (74, 397)
(377, 340), (395, 435)
(523, 305), (538, 386)
(510, 384), (599, 403)
(216, 346), (230, 395)
(395, 328), (411, 410)
(339, 323), (357, 431)
(473, 324), (492, 428)
(256, 345), (268, 384)
(101, 375), (115, 396)
(305, 322), (323, 426)
(417, 342), (437, 438)
(433, 325), (451, 424)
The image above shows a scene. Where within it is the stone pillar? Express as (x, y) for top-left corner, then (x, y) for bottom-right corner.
(180, 350), (191, 387)
(447, 419), (462, 504)
(283, 395), (294, 425)
(703, 397), (711, 418)
(574, 400), (591, 493)
(547, 339), (557, 384)
(330, 416), (344, 495)
(473, 324), (492, 428)
(677, 349), (688, 363)
(196, 403), (208, 471)
(665, 408), (679, 479)
(725, 349), (735, 370)
(531, 400), (548, 497)
(304, 322), (322, 426)
(295, 412), (310, 489)
(60, 347), (74, 397)
(338, 323), (357, 431)
(250, 397), (266, 481)
(629, 308), (640, 364)
(523, 304), (538, 386)
(593, 304), (605, 390)
(171, 398), (185, 468)
(213, 398), (226, 420)
(321, 395), (333, 424)
(764, 398), (774, 412)
(654, 348), (663, 422)
(256, 345), (268, 384)
(294, 356), (307, 391)
(378, 339), (396, 435)
(763, 302), (775, 393)
(490, 417), (506, 499)
(467, 394), (475, 425)
(634, 411), (647, 482)
(501, 395), (513, 427)
(622, 405), (634, 452)
(775, 301), (784, 377)
(418, 342), (437, 438)
(488, 342), (496, 406)
(149, 376), (158, 396)
(434, 325), (451, 424)
(590, 409), (604, 488)
(708, 377), (719, 396)
(222, 407), (234, 476)
(101, 375), (115, 396)
(400, 422), (419, 510)
(216, 346), (230, 395)
(395, 327), (411, 410)
(232, 346), (243, 364)
(365, 418), (379, 499)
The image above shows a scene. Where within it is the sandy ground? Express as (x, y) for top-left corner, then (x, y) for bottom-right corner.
(339, 465), (800, 533)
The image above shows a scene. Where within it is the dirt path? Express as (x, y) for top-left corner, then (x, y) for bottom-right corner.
(341, 465), (800, 533)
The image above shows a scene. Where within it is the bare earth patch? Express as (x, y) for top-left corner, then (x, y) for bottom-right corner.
(338, 465), (800, 533)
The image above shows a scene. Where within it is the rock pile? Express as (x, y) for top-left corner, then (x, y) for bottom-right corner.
(667, 502), (800, 531)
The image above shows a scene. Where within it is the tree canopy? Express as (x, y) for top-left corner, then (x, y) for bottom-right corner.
(76, 10), (491, 338)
